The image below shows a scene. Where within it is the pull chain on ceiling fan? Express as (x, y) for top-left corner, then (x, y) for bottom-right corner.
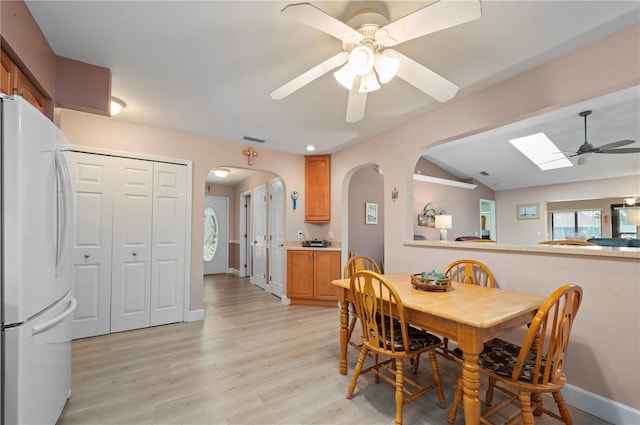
(270, 1), (482, 123)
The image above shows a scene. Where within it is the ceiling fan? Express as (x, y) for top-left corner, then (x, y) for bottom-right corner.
(270, 1), (482, 123)
(570, 110), (640, 165)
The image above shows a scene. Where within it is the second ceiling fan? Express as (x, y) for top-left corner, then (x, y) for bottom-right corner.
(270, 1), (482, 123)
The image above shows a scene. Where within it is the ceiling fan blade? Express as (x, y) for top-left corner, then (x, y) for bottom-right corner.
(282, 3), (363, 44)
(597, 148), (640, 154)
(394, 51), (458, 102)
(270, 52), (348, 100)
(594, 139), (636, 151)
(346, 82), (367, 123)
(375, 0), (481, 47)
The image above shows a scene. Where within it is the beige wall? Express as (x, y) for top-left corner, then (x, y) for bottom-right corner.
(497, 175), (639, 244)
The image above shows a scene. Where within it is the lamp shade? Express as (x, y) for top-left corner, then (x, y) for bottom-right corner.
(334, 64), (355, 90)
(435, 215), (452, 229)
(348, 44), (375, 76)
(374, 50), (400, 84)
(359, 71), (380, 93)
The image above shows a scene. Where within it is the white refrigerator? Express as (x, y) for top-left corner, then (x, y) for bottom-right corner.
(0, 95), (76, 424)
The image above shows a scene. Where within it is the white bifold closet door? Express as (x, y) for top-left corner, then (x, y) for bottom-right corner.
(66, 152), (114, 339)
(110, 158), (154, 333)
(67, 152), (187, 337)
(111, 159), (187, 333)
(149, 162), (187, 327)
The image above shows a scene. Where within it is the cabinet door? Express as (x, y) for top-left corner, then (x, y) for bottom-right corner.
(304, 155), (331, 222)
(150, 162), (186, 326)
(313, 251), (340, 300)
(111, 158), (153, 333)
(1, 52), (16, 96)
(66, 152), (114, 339)
(286, 250), (314, 299)
(16, 68), (46, 114)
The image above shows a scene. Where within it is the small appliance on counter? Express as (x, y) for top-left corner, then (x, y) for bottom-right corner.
(302, 239), (329, 248)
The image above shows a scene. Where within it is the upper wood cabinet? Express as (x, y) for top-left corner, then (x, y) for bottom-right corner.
(305, 154), (331, 222)
(1, 50), (46, 114)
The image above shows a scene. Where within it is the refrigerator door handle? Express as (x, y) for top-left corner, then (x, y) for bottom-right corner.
(55, 149), (74, 277)
(31, 296), (78, 336)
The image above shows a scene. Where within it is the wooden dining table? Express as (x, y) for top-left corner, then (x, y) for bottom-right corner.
(332, 272), (546, 425)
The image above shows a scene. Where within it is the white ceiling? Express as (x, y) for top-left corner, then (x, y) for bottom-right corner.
(25, 1), (640, 189)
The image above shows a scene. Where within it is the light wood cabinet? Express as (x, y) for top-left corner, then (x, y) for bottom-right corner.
(1, 49), (46, 113)
(304, 154), (331, 222)
(287, 249), (340, 306)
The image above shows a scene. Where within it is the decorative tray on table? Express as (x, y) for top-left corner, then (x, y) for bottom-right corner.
(411, 271), (452, 292)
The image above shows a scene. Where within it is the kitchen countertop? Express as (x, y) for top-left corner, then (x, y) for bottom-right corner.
(404, 240), (640, 259)
(286, 241), (341, 251)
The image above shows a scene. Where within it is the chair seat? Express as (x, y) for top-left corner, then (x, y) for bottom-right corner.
(453, 338), (549, 383)
(377, 316), (442, 351)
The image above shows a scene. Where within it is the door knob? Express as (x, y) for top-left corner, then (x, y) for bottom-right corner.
(84, 253), (90, 259)
(132, 251), (138, 256)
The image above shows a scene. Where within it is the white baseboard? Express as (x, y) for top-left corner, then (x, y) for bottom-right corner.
(562, 383), (640, 424)
(185, 309), (204, 322)
(227, 268), (240, 276)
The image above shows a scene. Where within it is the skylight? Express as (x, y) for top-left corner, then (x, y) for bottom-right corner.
(509, 133), (573, 170)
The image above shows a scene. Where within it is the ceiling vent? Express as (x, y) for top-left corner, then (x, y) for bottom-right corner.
(479, 171), (490, 176)
(243, 136), (265, 143)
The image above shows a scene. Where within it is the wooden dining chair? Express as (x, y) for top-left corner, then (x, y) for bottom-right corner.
(444, 259), (496, 287)
(343, 255), (382, 351)
(347, 270), (446, 425)
(433, 259), (497, 360)
(538, 240), (596, 246)
(447, 283), (583, 425)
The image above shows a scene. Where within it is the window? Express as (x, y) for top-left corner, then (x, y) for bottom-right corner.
(611, 204), (640, 239)
(203, 206), (218, 262)
(550, 210), (601, 240)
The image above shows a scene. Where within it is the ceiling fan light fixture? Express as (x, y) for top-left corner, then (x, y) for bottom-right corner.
(348, 44), (375, 76)
(334, 64), (355, 90)
(374, 50), (400, 83)
(625, 197), (637, 206)
(213, 168), (230, 178)
(359, 71), (380, 93)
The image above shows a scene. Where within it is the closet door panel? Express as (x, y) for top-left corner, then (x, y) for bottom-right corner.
(65, 152), (114, 339)
(111, 158), (153, 333)
(150, 162), (186, 326)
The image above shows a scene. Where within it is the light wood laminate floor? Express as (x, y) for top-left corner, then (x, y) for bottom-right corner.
(57, 274), (611, 425)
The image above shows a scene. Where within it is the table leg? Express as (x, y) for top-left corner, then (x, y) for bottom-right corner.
(339, 298), (349, 375)
(462, 351), (481, 425)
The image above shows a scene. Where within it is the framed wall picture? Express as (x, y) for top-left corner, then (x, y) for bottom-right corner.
(365, 202), (378, 224)
(516, 203), (540, 220)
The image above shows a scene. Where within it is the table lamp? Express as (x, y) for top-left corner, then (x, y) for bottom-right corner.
(435, 215), (452, 241)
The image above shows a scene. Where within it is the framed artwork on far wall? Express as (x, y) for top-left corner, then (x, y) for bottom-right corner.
(516, 203), (540, 220)
(365, 202), (378, 225)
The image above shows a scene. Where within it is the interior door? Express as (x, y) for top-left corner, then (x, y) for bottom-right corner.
(65, 151), (114, 339)
(480, 199), (496, 240)
(150, 162), (186, 327)
(239, 192), (251, 278)
(268, 179), (284, 297)
(204, 196), (228, 275)
(252, 184), (268, 289)
(111, 158), (153, 333)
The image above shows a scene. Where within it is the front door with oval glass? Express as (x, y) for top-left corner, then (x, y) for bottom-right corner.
(204, 196), (228, 274)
